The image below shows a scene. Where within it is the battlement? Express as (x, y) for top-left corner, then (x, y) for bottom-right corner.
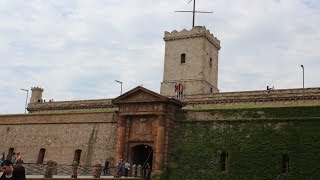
(164, 26), (221, 50)
(27, 98), (116, 113)
(30, 87), (44, 104)
(31, 87), (43, 92)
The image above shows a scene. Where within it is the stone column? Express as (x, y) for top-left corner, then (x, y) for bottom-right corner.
(137, 164), (142, 177)
(71, 161), (78, 178)
(92, 163), (102, 178)
(44, 160), (55, 178)
(154, 115), (166, 171)
(115, 116), (126, 166)
(132, 164), (137, 177)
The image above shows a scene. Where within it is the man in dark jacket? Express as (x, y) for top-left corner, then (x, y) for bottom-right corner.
(0, 159), (25, 180)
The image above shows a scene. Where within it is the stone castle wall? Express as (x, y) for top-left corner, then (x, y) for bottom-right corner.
(183, 87), (320, 107)
(0, 112), (117, 166)
(169, 105), (320, 179)
(26, 87), (320, 114)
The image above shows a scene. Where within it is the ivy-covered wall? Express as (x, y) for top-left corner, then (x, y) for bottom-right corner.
(167, 106), (320, 179)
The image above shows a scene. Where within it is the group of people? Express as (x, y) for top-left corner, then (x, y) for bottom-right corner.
(116, 158), (151, 179)
(0, 152), (26, 180)
(117, 159), (131, 177)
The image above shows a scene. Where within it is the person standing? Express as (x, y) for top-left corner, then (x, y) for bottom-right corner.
(143, 163), (151, 180)
(10, 153), (15, 165)
(0, 153), (4, 166)
(103, 159), (109, 176)
(15, 153), (22, 163)
(117, 159), (124, 177)
(13, 159), (25, 180)
(124, 161), (130, 177)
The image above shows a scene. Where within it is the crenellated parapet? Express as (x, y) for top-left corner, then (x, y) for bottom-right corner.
(164, 26), (221, 50)
(31, 87), (44, 91)
(27, 98), (116, 113)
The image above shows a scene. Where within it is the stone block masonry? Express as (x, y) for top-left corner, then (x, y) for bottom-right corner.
(0, 112), (117, 166)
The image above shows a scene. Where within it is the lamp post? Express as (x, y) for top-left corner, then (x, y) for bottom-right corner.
(20, 88), (29, 114)
(115, 80), (123, 95)
(301, 65), (304, 102)
(300, 65), (304, 89)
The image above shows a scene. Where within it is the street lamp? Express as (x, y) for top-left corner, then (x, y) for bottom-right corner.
(20, 88), (29, 114)
(300, 65), (304, 88)
(115, 80), (123, 95)
(301, 65), (305, 102)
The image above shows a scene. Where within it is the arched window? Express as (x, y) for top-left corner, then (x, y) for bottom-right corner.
(210, 58), (212, 67)
(73, 149), (82, 164)
(220, 152), (228, 171)
(37, 148), (46, 164)
(282, 154), (289, 173)
(181, 53), (186, 64)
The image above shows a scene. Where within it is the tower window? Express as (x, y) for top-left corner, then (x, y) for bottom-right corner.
(282, 154), (289, 173)
(210, 88), (213, 93)
(181, 53), (186, 64)
(210, 58), (212, 67)
(220, 152), (228, 171)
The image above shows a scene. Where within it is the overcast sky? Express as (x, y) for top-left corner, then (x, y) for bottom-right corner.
(0, 0), (319, 114)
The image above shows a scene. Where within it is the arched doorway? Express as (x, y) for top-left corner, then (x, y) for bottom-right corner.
(131, 144), (153, 168)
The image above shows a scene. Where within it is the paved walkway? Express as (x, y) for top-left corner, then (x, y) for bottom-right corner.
(26, 175), (142, 179)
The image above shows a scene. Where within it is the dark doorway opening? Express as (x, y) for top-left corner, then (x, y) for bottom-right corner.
(131, 145), (153, 169)
(7, 147), (14, 161)
(37, 148), (46, 164)
(73, 149), (82, 164)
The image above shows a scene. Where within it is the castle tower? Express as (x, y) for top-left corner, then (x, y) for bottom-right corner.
(30, 87), (44, 103)
(160, 26), (221, 99)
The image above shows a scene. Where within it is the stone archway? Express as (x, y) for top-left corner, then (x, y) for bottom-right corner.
(131, 144), (153, 168)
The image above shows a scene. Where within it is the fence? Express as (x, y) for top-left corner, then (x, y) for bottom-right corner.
(23, 162), (148, 179)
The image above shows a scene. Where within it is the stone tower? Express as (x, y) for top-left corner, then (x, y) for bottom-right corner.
(160, 26), (221, 98)
(30, 87), (44, 103)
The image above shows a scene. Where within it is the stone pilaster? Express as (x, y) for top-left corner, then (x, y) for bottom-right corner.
(124, 117), (131, 159)
(115, 116), (126, 165)
(154, 115), (166, 171)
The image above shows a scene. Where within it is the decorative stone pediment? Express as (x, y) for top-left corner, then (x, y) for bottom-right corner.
(112, 86), (184, 106)
(116, 90), (162, 103)
(112, 86), (184, 116)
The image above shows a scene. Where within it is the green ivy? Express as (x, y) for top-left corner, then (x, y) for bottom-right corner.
(194, 105), (320, 119)
(167, 106), (320, 179)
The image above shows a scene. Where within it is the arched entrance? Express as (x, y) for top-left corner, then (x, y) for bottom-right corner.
(131, 144), (153, 168)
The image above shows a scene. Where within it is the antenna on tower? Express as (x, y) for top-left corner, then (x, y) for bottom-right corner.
(175, 0), (213, 28)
